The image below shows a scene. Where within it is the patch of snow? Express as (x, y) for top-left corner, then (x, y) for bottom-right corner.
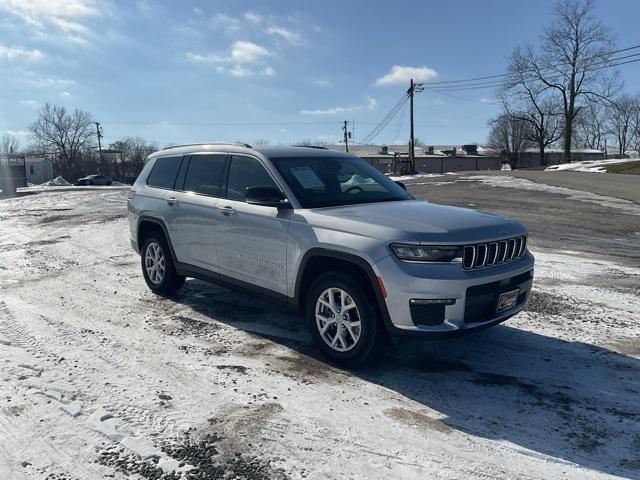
(545, 157), (638, 173)
(389, 172), (444, 181)
(62, 400), (83, 418)
(39, 176), (73, 187)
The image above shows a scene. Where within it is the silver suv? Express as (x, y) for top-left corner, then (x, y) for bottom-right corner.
(128, 143), (534, 366)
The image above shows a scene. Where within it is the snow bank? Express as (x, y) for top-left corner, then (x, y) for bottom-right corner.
(545, 157), (638, 173)
(39, 176), (73, 187)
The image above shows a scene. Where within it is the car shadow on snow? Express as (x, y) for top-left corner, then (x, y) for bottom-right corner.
(172, 279), (640, 478)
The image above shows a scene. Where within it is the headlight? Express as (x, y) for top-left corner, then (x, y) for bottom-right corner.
(390, 244), (462, 262)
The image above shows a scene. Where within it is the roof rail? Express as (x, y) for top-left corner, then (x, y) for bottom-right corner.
(294, 145), (328, 150)
(161, 141), (252, 151)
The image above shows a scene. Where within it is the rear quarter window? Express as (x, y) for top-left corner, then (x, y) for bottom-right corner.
(146, 156), (182, 189)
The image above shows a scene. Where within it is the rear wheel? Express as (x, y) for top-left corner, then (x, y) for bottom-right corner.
(141, 233), (185, 295)
(306, 272), (382, 367)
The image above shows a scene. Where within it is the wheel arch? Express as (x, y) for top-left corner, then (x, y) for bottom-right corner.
(137, 216), (178, 262)
(294, 248), (393, 332)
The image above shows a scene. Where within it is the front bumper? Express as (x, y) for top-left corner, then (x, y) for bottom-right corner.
(372, 252), (534, 336)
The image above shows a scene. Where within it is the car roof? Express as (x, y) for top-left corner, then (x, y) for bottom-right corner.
(253, 145), (354, 158)
(148, 143), (355, 160)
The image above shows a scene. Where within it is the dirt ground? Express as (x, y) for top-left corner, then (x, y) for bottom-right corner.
(0, 173), (639, 479)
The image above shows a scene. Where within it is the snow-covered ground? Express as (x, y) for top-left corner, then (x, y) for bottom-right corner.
(545, 157), (638, 173)
(0, 189), (639, 479)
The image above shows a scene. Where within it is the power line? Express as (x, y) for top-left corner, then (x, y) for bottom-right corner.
(420, 44), (640, 88)
(351, 93), (409, 152)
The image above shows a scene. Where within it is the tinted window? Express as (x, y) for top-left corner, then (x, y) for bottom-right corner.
(271, 156), (412, 208)
(147, 156), (182, 189)
(227, 156), (277, 202)
(183, 154), (226, 197)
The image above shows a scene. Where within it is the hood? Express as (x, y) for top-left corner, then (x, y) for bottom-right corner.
(306, 200), (526, 244)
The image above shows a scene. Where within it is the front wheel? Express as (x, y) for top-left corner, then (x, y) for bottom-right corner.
(306, 272), (383, 367)
(141, 233), (185, 295)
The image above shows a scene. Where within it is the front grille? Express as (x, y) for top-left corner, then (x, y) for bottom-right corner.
(462, 235), (527, 270)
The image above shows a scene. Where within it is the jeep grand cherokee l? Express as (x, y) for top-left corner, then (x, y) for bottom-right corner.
(128, 143), (534, 366)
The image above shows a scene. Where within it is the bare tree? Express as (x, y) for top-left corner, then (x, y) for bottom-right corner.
(28, 103), (96, 179)
(607, 94), (638, 155)
(502, 51), (564, 166)
(110, 137), (159, 182)
(1, 134), (21, 153)
(574, 102), (608, 150)
(487, 114), (534, 169)
(514, 0), (618, 162)
(295, 138), (329, 147)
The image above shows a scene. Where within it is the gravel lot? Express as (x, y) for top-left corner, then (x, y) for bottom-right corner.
(0, 173), (639, 479)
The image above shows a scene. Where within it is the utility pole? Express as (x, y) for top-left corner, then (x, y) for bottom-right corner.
(342, 120), (350, 152)
(408, 79), (415, 174)
(95, 122), (104, 164)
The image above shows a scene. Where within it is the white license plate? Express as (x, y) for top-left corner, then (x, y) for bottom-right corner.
(496, 289), (520, 312)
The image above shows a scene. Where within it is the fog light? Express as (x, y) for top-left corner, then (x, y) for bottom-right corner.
(410, 298), (456, 305)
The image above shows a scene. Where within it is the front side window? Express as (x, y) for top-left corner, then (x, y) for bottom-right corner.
(183, 154), (226, 197)
(226, 155), (277, 202)
(147, 156), (182, 189)
(271, 156), (412, 208)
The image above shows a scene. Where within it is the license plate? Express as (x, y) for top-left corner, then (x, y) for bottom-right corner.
(496, 289), (520, 312)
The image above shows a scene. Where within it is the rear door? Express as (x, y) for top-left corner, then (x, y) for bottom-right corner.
(215, 155), (291, 295)
(169, 153), (227, 270)
(145, 155), (186, 259)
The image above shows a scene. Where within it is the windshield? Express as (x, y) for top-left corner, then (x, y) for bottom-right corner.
(270, 156), (412, 208)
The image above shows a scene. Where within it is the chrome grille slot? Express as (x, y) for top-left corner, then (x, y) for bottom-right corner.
(487, 242), (498, 265)
(475, 244), (488, 268)
(462, 235), (528, 270)
(462, 246), (476, 269)
(506, 239), (516, 260)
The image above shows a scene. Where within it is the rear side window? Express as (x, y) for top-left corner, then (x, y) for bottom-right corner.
(227, 155), (277, 202)
(147, 156), (182, 189)
(183, 154), (226, 197)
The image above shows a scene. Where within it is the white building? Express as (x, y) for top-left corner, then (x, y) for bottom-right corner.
(25, 156), (55, 185)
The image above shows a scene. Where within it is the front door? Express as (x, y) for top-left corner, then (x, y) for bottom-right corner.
(215, 155), (291, 295)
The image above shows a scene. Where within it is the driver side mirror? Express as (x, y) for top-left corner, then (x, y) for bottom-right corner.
(395, 181), (407, 190)
(246, 185), (290, 208)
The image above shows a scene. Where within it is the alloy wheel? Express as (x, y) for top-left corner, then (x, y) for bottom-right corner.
(315, 287), (362, 352)
(144, 242), (166, 284)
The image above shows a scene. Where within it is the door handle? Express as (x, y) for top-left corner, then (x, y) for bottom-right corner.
(219, 205), (235, 216)
(166, 196), (177, 205)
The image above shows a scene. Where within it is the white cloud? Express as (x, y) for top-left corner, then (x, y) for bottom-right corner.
(260, 66), (275, 77)
(30, 77), (76, 86)
(60, 91), (72, 97)
(193, 7), (202, 16)
(189, 41), (271, 64)
(20, 99), (40, 107)
(374, 65), (438, 85)
(314, 79), (330, 87)
(244, 11), (262, 23)
(0, 43), (44, 61)
(267, 26), (302, 44)
(0, 0), (100, 42)
(187, 40), (272, 77)
(301, 96), (378, 115)
(230, 40), (269, 63)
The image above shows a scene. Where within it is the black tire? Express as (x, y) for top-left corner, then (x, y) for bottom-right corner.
(141, 233), (185, 295)
(306, 271), (383, 367)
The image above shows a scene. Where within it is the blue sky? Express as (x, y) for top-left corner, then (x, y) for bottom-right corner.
(1, 0), (639, 148)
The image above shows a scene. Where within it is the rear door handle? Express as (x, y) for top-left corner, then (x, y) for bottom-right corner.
(219, 205), (235, 216)
(166, 196), (177, 205)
